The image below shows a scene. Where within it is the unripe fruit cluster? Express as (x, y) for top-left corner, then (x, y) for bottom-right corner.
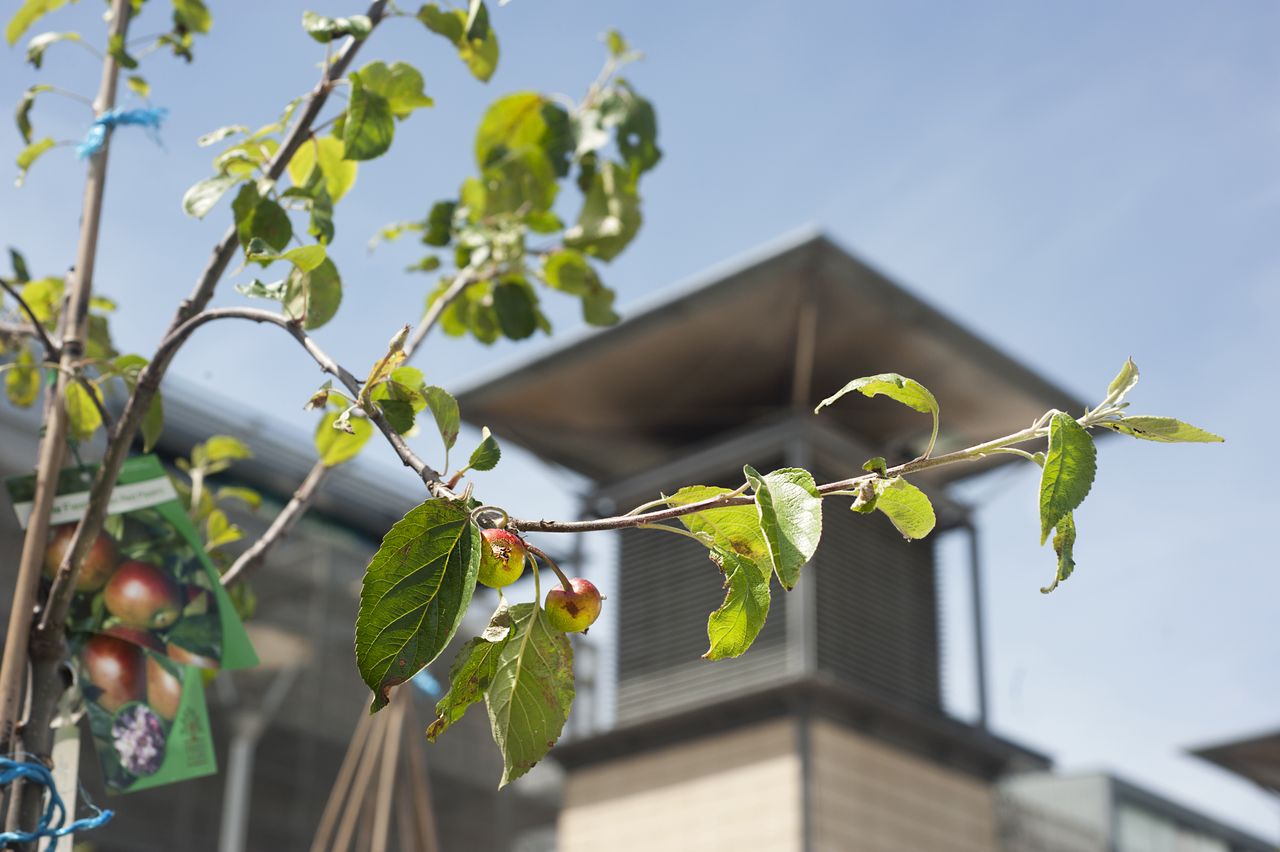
(475, 524), (604, 632)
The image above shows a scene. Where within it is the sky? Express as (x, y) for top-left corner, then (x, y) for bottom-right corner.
(2, 0), (1278, 840)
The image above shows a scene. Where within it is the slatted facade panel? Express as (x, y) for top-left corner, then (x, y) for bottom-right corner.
(615, 499), (789, 724)
(813, 501), (941, 711)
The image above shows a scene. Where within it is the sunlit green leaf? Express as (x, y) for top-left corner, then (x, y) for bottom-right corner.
(872, 477), (935, 540)
(422, 385), (460, 452)
(485, 603), (573, 786)
(283, 256), (342, 330)
(815, 372), (940, 456)
(1039, 413), (1096, 544)
(427, 602), (512, 742)
(343, 71), (395, 161)
(182, 173), (240, 218)
(288, 135), (357, 202)
(6, 0), (72, 47)
(232, 183), (292, 255)
(65, 381), (103, 441)
(301, 10), (371, 42)
(316, 409), (373, 466)
(24, 29), (78, 67)
(197, 124), (247, 148)
(356, 499), (480, 711)
(1098, 416), (1223, 444)
(468, 426), (500, 471)
(564, 160), (640, 262)
(5, 346), (40, 407)
(1041, 513), (1076, 594)
(743, 465), (822, 590)
(15, 84), (49, 145)
(416, 1), (499, 82)
(1106, 357), (1139, 402)
(172, 0), (212, 34)
(667, 484), (768, 564)
(16, 137), (55, 187)
(352, 60), (433, 119)
(703, 545), (770, 661)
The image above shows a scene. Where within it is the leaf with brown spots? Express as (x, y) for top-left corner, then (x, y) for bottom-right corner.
(485, 603), (574, 787)
(356, 499), (480, 712)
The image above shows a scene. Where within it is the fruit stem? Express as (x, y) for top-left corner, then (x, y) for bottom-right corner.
(469, 505), (509, 529)
(528, 545), (571, 592)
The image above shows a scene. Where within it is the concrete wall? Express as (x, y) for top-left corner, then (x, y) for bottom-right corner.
(559, 719), (802, 852)
(811, 719), (998, 852)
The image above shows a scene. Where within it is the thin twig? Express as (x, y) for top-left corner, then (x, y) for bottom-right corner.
(0, 279), (60, 359)
(221, 462), (331, 588)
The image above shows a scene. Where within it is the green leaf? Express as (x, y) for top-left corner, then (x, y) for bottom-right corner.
(288, 135), (357, 202)
(172, 0), (212, 34)
(1041, 513), (1077, 594)
(468, 426), (500, 471)
(493, 280), (537, 340)
(201, 435), (252, 465)
(1097, 416), (1223, 444)
(6, 0), (72, 47)
(416, 2), (498, 82)
(427, 603), (512, 741)
(141, 391), (164, 452)
(9, 248), (30, 283)
(15, 137), (55, 187)
(606, 80), (661, 176)
(541, 248), (598, 296)
(197, 124), (247, 147)
(283, 257), (342, 330)
(182, 173), (240, 218)
(245, 238), (327, 274)
(301, 11), (372, 43)
(872, 477), (936, 540)
(5, 346), (40, 407)
(25, 31), (77, 68)
(703, 545), (771, 661)
(65, 381), (103, 441)
(20, 276), (62, 323)
(606, 29), (628, 58)
(379, 399), (416, 434)
(815, 373), (940, 456)
(204, 508), (242, 551)
(16, 84), (50, 145)
(356, 499), (481, 711)
(1106, 357), (1139, 402)
(106, 33), (137, 69)
(216, 485), (261, 510)
(315, 409), (373, 466)
(422, 386), (460, 451)
(582, 289), (619, 326)
(352, 60), (433, 119)
(473, 92), (562, 214)
(485, 603), (573, 786)
(343, 71), (395, 161)
(126, 75), (149, 98)
(667, 485), (768, 564)
(1039, 413), (1096, 545)
(422, 200), (456, 246)
(232, 183), (292, 254)
(743, 465), (822, 590)
(564, 160), (641, 262)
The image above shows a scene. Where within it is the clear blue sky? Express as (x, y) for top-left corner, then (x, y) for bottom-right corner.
(3, 0), (1277, 838)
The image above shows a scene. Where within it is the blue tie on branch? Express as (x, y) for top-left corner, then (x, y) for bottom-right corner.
(76, 107), (168, 160)
(0, 755), (114, 848)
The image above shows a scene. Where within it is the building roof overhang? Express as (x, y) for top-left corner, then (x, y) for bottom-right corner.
(456, 232), (1086, 484)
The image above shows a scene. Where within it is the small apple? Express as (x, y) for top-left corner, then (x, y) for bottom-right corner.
(544, 578), (603, 633)
(146, 656), (183, 722)
(104, 561), (182, 630)
(82, 634), (146, 713)
(43, 523), (119, 593)
(103, 624), (165, 655)
(477, 528), (527, 588)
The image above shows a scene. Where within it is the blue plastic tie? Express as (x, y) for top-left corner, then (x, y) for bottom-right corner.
(0, 756), (113, 849)
(76, 106), (168, 159)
